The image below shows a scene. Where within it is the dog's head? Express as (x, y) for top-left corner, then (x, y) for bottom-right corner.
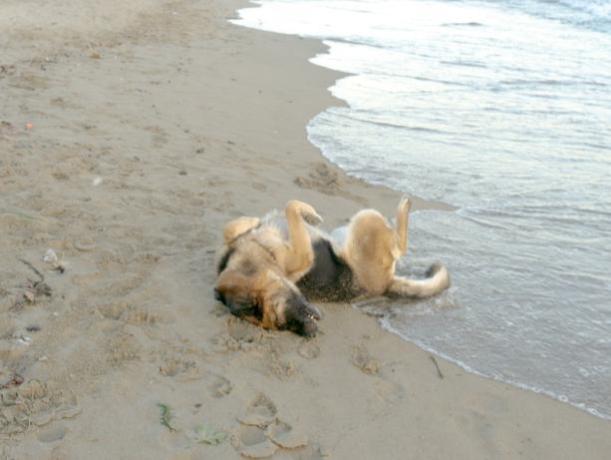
(215, 268), (321, 337)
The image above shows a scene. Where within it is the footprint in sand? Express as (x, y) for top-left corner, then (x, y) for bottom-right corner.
(97, 301), (129, 320)
(238, 393), (277, 428)
(234, 394), (324, 459)
(351, 346), (405, 409)
(351, 344), (380, 375)
(374, 379), (405, 407)
(266, 421), (308, 450)
(0, 380), (80, 435)
(293, 162), (341, 195)
(235, 394), (278, 458)
(124, 308), (161, 326)
(272, 444), (327, 460)
(269, 354), (298, 380)
(297, 340), (320, 360)
(208, 374), (233, 398)
(227, 317), (264, 344)
(237, 421), (323, 459)
(236, 425), (277, 459)
(158, 357), (196, 378)
(98, 302), (162, 326)
(213, 317), (265, 352)
(107, 332), (141, 366)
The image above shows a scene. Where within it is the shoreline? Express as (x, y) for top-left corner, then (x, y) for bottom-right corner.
(229, 4), (455, 215)
(384, 320), (611, 422)
(1, 0), (610, 458)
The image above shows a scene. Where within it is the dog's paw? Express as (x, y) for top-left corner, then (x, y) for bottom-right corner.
(302, 210), (323, 226)
(287, 200), (323, 226)
(398, 196), (412, 214)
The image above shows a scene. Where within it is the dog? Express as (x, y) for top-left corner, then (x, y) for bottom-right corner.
(214, 198), (450, 336)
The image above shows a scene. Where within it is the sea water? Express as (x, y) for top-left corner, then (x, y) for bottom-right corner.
(233, 0), (611, 419)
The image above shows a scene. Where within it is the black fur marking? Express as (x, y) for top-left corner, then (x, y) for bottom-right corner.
(297, 238), (357, 302)
(220, 292), (261, 321)
(214, 271), (261, 322)
(284, 291), (319, 337)
(217, 247), (235, 274)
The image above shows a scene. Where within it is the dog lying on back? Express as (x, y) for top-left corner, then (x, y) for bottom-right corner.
(215, 199), (450, 336)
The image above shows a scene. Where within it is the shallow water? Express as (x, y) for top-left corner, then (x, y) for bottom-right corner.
(233, 0), (611, 419)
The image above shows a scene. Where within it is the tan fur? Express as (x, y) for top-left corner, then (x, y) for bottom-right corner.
(342, 209), (400, 295)
(216, 200), (322, 332)
(215, 198), (450, 335)
(216, 268), (295, 329)
(339, 197), (449, 298)
(223, 216), (260, 244)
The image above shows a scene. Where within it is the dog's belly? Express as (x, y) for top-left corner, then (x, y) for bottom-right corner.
(297, 238), (357, 302)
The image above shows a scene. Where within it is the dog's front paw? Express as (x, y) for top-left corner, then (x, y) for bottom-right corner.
(302, 210), (323, 226)
(287, 200), (323, 226)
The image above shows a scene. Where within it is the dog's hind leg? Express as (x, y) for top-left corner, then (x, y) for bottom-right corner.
(395, 197), (412, 255)
(223, 217), (261, 244)
(341, 209), (399, 295)
(283, 200), (321, 279)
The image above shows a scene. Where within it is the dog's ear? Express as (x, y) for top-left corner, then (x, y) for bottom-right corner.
(215, 270), (262, 321)
(216, 247), (235, 275)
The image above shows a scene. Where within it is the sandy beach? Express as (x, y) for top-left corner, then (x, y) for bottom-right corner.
(1, 0), (610, 458)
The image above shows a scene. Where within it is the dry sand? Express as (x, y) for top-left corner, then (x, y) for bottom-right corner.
(1, 0), (610, 458)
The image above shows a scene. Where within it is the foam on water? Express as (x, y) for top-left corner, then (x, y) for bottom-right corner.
(232, 0), (611, 419)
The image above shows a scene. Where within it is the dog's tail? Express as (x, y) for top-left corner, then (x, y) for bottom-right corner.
(386, 263), (450, 299)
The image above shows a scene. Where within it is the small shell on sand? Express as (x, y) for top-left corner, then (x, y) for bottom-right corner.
(43, 248), (58, 264)
(240, 439), (278, 458)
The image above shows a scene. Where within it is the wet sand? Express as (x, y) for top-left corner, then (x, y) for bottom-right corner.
(1, 0), (610, 458)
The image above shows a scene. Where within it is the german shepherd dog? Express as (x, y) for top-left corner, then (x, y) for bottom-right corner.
(215, 199), (450, 337)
